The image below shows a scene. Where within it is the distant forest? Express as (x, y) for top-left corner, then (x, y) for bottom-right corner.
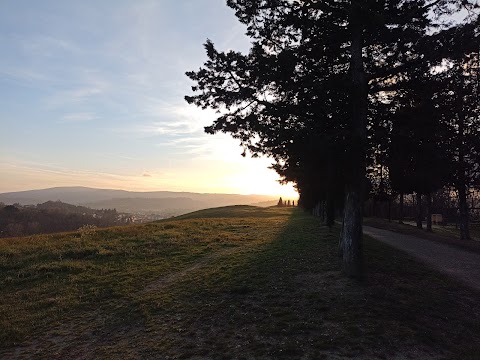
(0, 201), (129, 238)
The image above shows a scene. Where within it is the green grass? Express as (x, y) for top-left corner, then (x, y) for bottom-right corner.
(1, 206), (480, 359)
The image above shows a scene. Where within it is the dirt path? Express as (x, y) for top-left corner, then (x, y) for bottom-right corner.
(364, 226), (480, 291)
(142, 246), (241, 293)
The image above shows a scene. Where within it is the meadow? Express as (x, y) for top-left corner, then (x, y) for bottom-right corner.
(1, 206), (479, 359)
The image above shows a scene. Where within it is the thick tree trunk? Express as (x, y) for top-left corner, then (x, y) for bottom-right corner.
(342, 187), (364, 277)
(458, 183), (471, 240)
(339, 7), (367, 278)
(315, 202), (321, 217)
(338, 217), (345, 257)
(326, 194), (335, 228)
(326, 154), (335, 228)
(398, 193), (404, 224)
(426, 193), (432, 232)
(457, 110), (471, 240)
(416, 193), (423, 229)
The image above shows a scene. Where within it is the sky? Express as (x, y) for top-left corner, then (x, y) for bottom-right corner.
(0, 0), (298, 198)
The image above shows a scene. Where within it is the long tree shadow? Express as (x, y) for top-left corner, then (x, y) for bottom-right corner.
(136, 210), (480, 359)
(4, 208), (480, 359)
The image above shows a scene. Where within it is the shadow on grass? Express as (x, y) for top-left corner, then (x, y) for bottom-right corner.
(2, 208), (480, 359)
(131, 210), (480, 359)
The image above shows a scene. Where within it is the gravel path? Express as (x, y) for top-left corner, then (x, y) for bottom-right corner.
(364, 226), (480, 291)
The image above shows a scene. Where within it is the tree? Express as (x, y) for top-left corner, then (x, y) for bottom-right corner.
(436, 46), (480, 239)
(186, 0), (478, 277)
(388, 76), (450, 231)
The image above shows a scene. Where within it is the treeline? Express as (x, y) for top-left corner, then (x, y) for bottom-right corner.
(186, 1), (480, 277)
(0, 201), (130, 238)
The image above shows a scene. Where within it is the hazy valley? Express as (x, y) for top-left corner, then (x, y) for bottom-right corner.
(0, 187), (280, 237)
(0, 186), (278, 214)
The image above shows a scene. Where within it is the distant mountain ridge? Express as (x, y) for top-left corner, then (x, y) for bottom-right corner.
(0, 187), (279, 214)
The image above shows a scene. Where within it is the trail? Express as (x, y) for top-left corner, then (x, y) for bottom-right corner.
(364, 226), (480, 291)
(142, 246), (243, 293)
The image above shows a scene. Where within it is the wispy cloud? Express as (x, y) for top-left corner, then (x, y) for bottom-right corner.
(117, 100), (217, 137)
(123, 122), (193, 137)
(20, 35), (80, 57)
(0, 66), (51, 86)
(47, 85), (101, 107)
(58, 112), (97, 124)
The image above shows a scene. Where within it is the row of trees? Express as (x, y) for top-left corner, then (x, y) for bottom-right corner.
(277, 197), (295, 207)
(186, 0), (480, 277)
(375, 41), (480, 237)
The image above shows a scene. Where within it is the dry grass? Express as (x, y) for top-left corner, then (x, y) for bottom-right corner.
(1, 206), (480, 359)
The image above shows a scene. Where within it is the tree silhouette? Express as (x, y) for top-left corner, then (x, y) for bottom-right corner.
(437, 50), (480, 239)
(186, 0), (479, 277)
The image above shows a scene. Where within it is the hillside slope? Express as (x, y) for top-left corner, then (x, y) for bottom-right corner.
(1, 206), (479, 359)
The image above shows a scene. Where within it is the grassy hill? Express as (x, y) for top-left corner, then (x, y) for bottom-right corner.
(1, 206), (479, 359)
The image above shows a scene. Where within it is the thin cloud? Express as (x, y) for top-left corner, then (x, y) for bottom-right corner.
(126, 122), (194, 137)
(21, 35), (81, 57)
(45, 86), (103, 109)
(122, 101), (218, 137)
(45, 69), (110, 109)
(0, 66), (50, 85)
(58, 112), (97, 124)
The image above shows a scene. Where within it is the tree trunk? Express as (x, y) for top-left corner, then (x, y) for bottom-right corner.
(326, 153), (335, 228)
(326, 194), (335, 229)
(341, 188), (363, 277)
(339, 7), (367, 278)
(458, 183), (471, 240)
(456, 110), (471, 240)
(388, 199), (392, 222)
(315, 202), (321, 217)
(426, 193), (432, 232)
(338, 217), (345, 257)
(416, 193), (423, 229)
(398, 193), (404, 224)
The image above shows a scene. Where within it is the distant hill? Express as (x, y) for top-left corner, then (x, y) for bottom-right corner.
(0, 187), (279, 214)
(35, 200), (97, 214)
(0, 187), (130, 205)
(0, 200), (124, 238)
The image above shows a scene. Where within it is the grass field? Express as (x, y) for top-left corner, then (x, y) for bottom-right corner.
(1, 206), (480, 359)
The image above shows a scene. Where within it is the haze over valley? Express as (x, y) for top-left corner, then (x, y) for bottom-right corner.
(0, 186), (279, 216)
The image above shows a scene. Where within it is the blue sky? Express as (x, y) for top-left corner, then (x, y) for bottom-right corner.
(0, 0), (297, 197)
